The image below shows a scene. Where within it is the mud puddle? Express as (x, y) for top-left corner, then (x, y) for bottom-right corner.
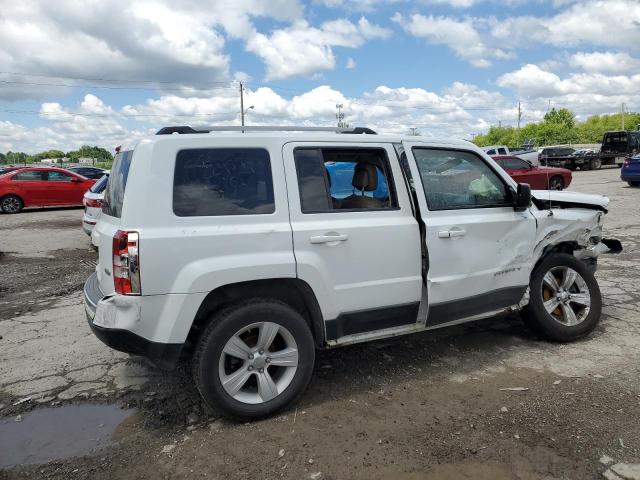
(0, 404), (136, 469)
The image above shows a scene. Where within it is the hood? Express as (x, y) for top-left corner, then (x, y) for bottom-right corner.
(531, 190), (609, 213)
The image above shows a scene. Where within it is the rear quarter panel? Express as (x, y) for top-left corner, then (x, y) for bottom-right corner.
(118, 136), (296, 296)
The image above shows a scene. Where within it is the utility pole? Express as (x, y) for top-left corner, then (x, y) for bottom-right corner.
(336, 103), (348, 128)
(621, 102), (625, 130)
(409, 127), (419, 136)
(240, 82), (245, 131)
(516, 101), (522, 145)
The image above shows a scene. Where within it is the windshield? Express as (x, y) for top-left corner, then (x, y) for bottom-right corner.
(102, 151), (132, 218)
(89, 173), (110, 193)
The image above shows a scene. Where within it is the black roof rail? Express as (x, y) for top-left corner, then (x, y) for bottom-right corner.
(155, 125), (377, 135)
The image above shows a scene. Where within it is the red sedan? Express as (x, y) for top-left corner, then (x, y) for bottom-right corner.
(492, 155), (572, 190)
(0, 167), (96, 213)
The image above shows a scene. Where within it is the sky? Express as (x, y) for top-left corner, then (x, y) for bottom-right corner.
(1, 0), (639, 154)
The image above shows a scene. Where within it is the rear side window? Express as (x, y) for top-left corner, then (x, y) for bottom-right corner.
(173, 148), (274, 217)
(12, 170), (44, 181)
(294, 147), (397, 213)
(103, 150), (133, 218)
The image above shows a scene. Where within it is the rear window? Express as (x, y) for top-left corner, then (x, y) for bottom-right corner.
(173, 148), (274, 217)
(90, 174), (110, 193)
(102, 151), (133, 218)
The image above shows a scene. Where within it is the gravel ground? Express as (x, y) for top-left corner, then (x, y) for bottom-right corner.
(1, 168), (639, 480)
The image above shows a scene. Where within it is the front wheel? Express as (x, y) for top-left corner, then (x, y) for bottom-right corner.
(548, 175), (565, 190)
(628, 181), (640, 187)
(1, 195), (23, 213)
(522, 253), (602, 342)
(590, 158), (602, 170)
(193, 299), (315, 420)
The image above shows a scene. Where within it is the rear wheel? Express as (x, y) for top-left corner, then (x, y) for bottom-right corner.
(1, 195), (23, 214)
(522, 253), (602, 342)
(628, 181), (640, 187)
(193, 299), (315, 420)
(589, 158), (602, 170)
(548, 175), (565, 190)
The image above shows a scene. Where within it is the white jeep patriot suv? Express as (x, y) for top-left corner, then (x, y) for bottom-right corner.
(85, 125), (619, 419)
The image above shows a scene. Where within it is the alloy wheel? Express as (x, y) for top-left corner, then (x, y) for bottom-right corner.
(218, 322), (299, 404)
(541, 266), (591, 326)
(2, 197), (21, 213)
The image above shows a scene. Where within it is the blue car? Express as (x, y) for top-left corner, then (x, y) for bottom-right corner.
(622, 155), (640, 187)
(325, 161), (390, 201)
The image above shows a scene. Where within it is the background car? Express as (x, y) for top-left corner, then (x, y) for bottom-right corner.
(0, 166), (29, 176)
(492, 155), (572, 190)
(621, 155), (640, 187)
(0, 167), (96, 213)
(82, 172), (109, 244)
(67, 166), (107, 179)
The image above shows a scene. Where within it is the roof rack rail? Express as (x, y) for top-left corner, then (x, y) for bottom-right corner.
(155, 125), (377, 135)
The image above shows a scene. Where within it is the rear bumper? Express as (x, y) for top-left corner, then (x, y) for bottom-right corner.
(621, 172), (640, 182)
(83, 272), (182, 369)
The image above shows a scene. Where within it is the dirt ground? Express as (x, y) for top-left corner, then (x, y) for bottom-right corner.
(1, 168), (639, 480)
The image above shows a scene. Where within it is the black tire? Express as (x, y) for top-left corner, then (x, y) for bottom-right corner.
(522, 253), (602, 342)
(589, 158), (602, 170)
(628, 181), (640, 187)
(1, 195), (23, 213)
(193, 299), (315, 420)
(548, 175), (565, 190)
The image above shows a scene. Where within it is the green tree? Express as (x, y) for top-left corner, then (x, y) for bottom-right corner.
(543, 108), (576, 128)
(4, 151), (29, 165)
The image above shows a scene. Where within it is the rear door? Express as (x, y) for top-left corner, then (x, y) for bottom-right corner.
(283, 142), (422, 341)
(9, 169), (48, 204)
(403, 142), (536, 327)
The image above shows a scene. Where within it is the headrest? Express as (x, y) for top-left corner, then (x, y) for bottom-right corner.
(352, 162), (378, 191)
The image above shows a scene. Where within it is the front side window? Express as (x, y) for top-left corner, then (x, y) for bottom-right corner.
(12, 170), (44, 181)
(412, 148), (511, 211)
(47, 171), (73, 182)
(173, 148), (274, 217)
(501, 158), (530, 170)
(294, 147), (397, 213)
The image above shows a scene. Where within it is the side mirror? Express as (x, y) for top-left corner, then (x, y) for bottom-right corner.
(513, 183), (531, 212)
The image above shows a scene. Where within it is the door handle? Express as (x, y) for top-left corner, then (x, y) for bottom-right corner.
(310, 233), (348, 244)
(438, 229), (466, 238)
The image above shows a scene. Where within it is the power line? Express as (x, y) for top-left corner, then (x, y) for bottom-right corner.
(0, 80), (236, 92)
(1, 109), (240, 118)
(0, 71), (235, 87)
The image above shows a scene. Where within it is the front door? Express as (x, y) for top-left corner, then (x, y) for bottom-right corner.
(45, 170), (84, 204)
(403, 143), (537, 326)
(283, 142), (422, 340)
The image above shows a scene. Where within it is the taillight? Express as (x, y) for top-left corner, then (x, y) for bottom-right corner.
(85, 198), (102, 208)
(623, 158), (631, 166)
(112, 230), (141, 295)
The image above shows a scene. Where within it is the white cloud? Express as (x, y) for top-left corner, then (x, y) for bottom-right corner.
(392, 13), (502, 68)
(346, 57), (356, 69)
(246, 17), (391, 80)
(490, 1), (640, 50)
(496, 63), (640, 122)
(569, 52), (640, 74)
